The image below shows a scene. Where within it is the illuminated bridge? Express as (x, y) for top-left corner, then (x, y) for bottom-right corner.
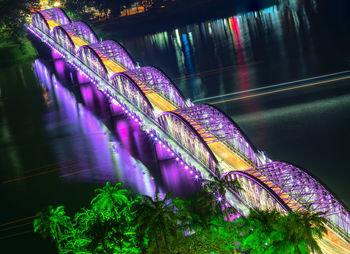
(28, 8), (350, 253)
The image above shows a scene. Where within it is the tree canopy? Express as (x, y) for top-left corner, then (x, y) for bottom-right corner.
(34, 181), (327, 254)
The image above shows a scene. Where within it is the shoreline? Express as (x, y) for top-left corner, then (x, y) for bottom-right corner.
(92, 0), (275, 37)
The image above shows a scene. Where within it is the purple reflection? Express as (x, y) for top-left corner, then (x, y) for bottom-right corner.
(116, 120), (135, 156)
(53, 59), (66, 80)
(34, 57), (201, 199)
(76, 69), (90, 84)
(51, 49), (63, 60)
(159, 159), (201, 197)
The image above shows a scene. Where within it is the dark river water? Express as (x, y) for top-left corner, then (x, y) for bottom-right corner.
(1, 0), (350, 252)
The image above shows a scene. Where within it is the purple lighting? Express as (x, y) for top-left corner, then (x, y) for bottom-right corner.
(28, 10), (350, 240)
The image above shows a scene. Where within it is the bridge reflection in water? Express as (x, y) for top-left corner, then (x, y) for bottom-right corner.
(28, 7), (350, 252)
(34, 58), (201, 198)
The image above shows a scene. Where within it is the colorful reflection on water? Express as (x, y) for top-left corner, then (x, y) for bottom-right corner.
(33, 56), (201, 198)
(117, 0), (349, 102)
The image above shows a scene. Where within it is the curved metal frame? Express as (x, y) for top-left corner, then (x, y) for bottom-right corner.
(87, 40), (136, 71)
(32, 8), (71, 34)
(52, 26), (76, 54)
(32, 12), (50, 34)
(59, 21), (99, 45)
(39, 8), (71, 24)
(250, 161), (350, 237)
(110, 73), (155, 119)
(223, 170), (290, 213)
(126, 66), (187, 109)
(77, 45), (109, 80)
(173, 104), (263, 167)
(158, 111), (219, 173)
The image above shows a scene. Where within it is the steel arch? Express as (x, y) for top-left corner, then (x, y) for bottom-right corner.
(32, 8), (71, 34)
(248, 161), (350, 237)
(77, 45), (109, 80)
(158, 111), (219, 173)
(173, 104), (263, 167)
(59, 22), (99, 45)
(87, 40), (136, 71)
(52, 26), (75, 54)
(223, 170), (290, 214)
(110, 73), (155, 119)
(126, 66), (187, 109)
(32, 12), (50, 35)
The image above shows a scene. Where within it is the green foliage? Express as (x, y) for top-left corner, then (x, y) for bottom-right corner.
(33, 205), (73, 251)
(202, 173), (242, 220)
(34, 182), (327, 254)
(0, 0), (39, 41)
(134, 190), (191, 253)
(0, 0), (39, 65)
(34, 182), (140, 253)
(232, 208), (327, 254)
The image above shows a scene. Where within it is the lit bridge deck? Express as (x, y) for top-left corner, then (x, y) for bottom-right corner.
(28, 7), (350, 253)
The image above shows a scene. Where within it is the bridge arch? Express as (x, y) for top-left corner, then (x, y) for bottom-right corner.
(52, 22), (99, 54)
(223, 170), (290, 214)
(250, 161), (350, 238)
(87, 40), (136, 71)
(77, 45), (109, 80)
(32, 8), (71, 34)
(52, 26), (75, 54)
(158, 111), (219, 173)
(126, 66), (187, 109)
(110, 73), (155, 119)
(170, 104), (263, 169)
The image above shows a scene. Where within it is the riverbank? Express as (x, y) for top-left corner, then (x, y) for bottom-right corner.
(0, 38), (37, 67)
(93, 0), (275, 37)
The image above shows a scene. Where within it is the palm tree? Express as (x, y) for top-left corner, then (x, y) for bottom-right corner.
(33, 205), (72, 252)
(234, 207), (327, 254)
(135, 191), (190, 253)
(273, 210), (327, 254)
(231, 208), (283, 253)
(202, 172), (242, 221)
(90, 182), (132, 222)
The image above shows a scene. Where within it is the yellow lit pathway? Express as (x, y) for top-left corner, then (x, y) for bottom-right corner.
(126, 73), (177, 114)
(173, 111), (252, 172)
(43, 18), (126, 75)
